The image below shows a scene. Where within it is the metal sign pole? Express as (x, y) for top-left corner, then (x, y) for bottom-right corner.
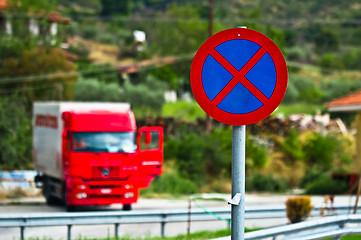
(231, 125), (246, 240)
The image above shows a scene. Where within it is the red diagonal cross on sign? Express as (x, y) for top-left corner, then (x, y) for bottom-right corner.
(210, 47), (269, 106)
(190, 27), (288, 126)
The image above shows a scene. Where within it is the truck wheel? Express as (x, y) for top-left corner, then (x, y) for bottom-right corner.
(123, 204), (132, 211)
(62, 183), (76, 211)
(66, 205), (77, 212)
(44, 177), (59, 205)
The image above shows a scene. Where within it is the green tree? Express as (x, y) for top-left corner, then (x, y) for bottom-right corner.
(0, 48), (77, 100)
(119, 76), (167, 113)
(0, 95), (32, 170)
(314, 29), (339, 53)
(74, 78), (122, 102)
(303, 133), (338, 171)
(101, 0), (130, 16)
(281, 128), (304, 165)
(246, 136), (268, 172)
(151, 65), (178, 89)
(317, 53), (343, 70)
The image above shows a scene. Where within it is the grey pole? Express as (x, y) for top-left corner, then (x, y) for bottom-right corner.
(231, 125), (246, 239)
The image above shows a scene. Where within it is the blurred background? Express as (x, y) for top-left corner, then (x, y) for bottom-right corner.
(0, 0), (361, 199)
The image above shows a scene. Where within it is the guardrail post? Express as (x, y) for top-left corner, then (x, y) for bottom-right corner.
(20, 226), (25, 240)
(115, 223), (120, 239)
(161, 214), (167, 237)
(67, 224), (72, 240)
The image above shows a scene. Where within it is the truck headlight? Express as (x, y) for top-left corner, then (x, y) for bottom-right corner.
(124, 192), (134, 198)
(125, 184), (133, 189)
(76, 185), (87, 190)
(75, 193), (87, 199)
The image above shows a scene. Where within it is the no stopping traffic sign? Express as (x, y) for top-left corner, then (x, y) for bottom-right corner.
(190, 28), (288, 125)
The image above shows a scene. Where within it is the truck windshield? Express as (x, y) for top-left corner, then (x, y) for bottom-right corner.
(73, 132), (136, 153)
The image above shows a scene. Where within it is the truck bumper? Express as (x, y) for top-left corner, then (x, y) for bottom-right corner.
(66, 179), (139, 206)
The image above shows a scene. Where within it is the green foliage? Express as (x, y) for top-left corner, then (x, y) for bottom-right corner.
(0, 47), (77, 100)
(74, 78), (122, 102)
(151, 66), (178, 89)
(286, 196), (313, 223)
(101, 0), (130, 16)
(246, 137), (268, 171)
(342, 50), (361, 70)
(281, 129), (304, 165)
(0, 95), (32, 170)
(285, 46), (310, 62)
(162, 101), (206, 121)
(246, 173), (289, 193)
(317, 53), (343, 70)
(303, 133), (338, 171)
(0, 37), (36, 63)
(291, 75), (322, 103)
(78, 64), (119, 83)
(141, 172), (198, 196)
(314, 29), (339, 53)
(305, 175), (348, 195)
(165, 131), (208, 185)
(273, 103), (322, 117)
(119, 76), (167, 113)
(164, 128), (232, 185)
(80, 25), (99, 40)
(6, 0), (56, 14)
(321, 78), (361, 103)
(165, 126), (273, 190)
(300, 168), (327, 188)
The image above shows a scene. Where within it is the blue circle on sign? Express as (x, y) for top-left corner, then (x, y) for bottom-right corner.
(201, 39), (277, 114)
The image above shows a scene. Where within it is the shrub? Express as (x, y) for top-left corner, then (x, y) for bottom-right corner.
(164, 129), (232, 186)
(305, 175), (348, 195)
(141, 172), (198, 196)
(303, 133), (338, 171)
(246, 173), (289, 193)
(286, 196), (313, 223)
(81, 25), (98, 40)
(300, 168), (327, 188)
(119, 77), (167, 113)
(281, 128), (304, 165)
(74, 78), (122, 102)
(246, 137), (269, 171)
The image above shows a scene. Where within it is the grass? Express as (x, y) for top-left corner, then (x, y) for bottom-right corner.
(162, 101), (206, 121)
(273, 103), (323, 117)
(27, 228), (232, 240)
(26, 228), (361, 240)
(324, 236), (361, 240)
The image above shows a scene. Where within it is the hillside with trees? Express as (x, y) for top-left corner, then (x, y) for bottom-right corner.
(0, 0), (360, 194)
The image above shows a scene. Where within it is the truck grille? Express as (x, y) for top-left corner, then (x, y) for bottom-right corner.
(92, 166), (119, 178)
(89, 195), (123, 199)
(89, 185), (122, 189)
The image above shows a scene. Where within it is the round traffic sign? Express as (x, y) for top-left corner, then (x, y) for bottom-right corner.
(190, 28), (288, 125)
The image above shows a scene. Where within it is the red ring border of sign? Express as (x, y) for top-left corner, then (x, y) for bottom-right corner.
(190, 28), (288, 126)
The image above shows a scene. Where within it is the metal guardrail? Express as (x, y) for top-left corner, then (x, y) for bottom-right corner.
(0, 205), (359, 240)
(214, 214), (361, 240)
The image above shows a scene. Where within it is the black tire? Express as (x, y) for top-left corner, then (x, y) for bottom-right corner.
(66, 205), (77, 212)
(43, 177), (59, 205)
(123, 204), (132, 211)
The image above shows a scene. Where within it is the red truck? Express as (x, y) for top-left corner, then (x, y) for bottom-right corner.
(33, 102), (163, 211)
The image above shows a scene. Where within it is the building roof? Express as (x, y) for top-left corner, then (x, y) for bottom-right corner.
(326, 89), (361, 112)
(0, 0), (6, 10)
(47, 11), (70, 24)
